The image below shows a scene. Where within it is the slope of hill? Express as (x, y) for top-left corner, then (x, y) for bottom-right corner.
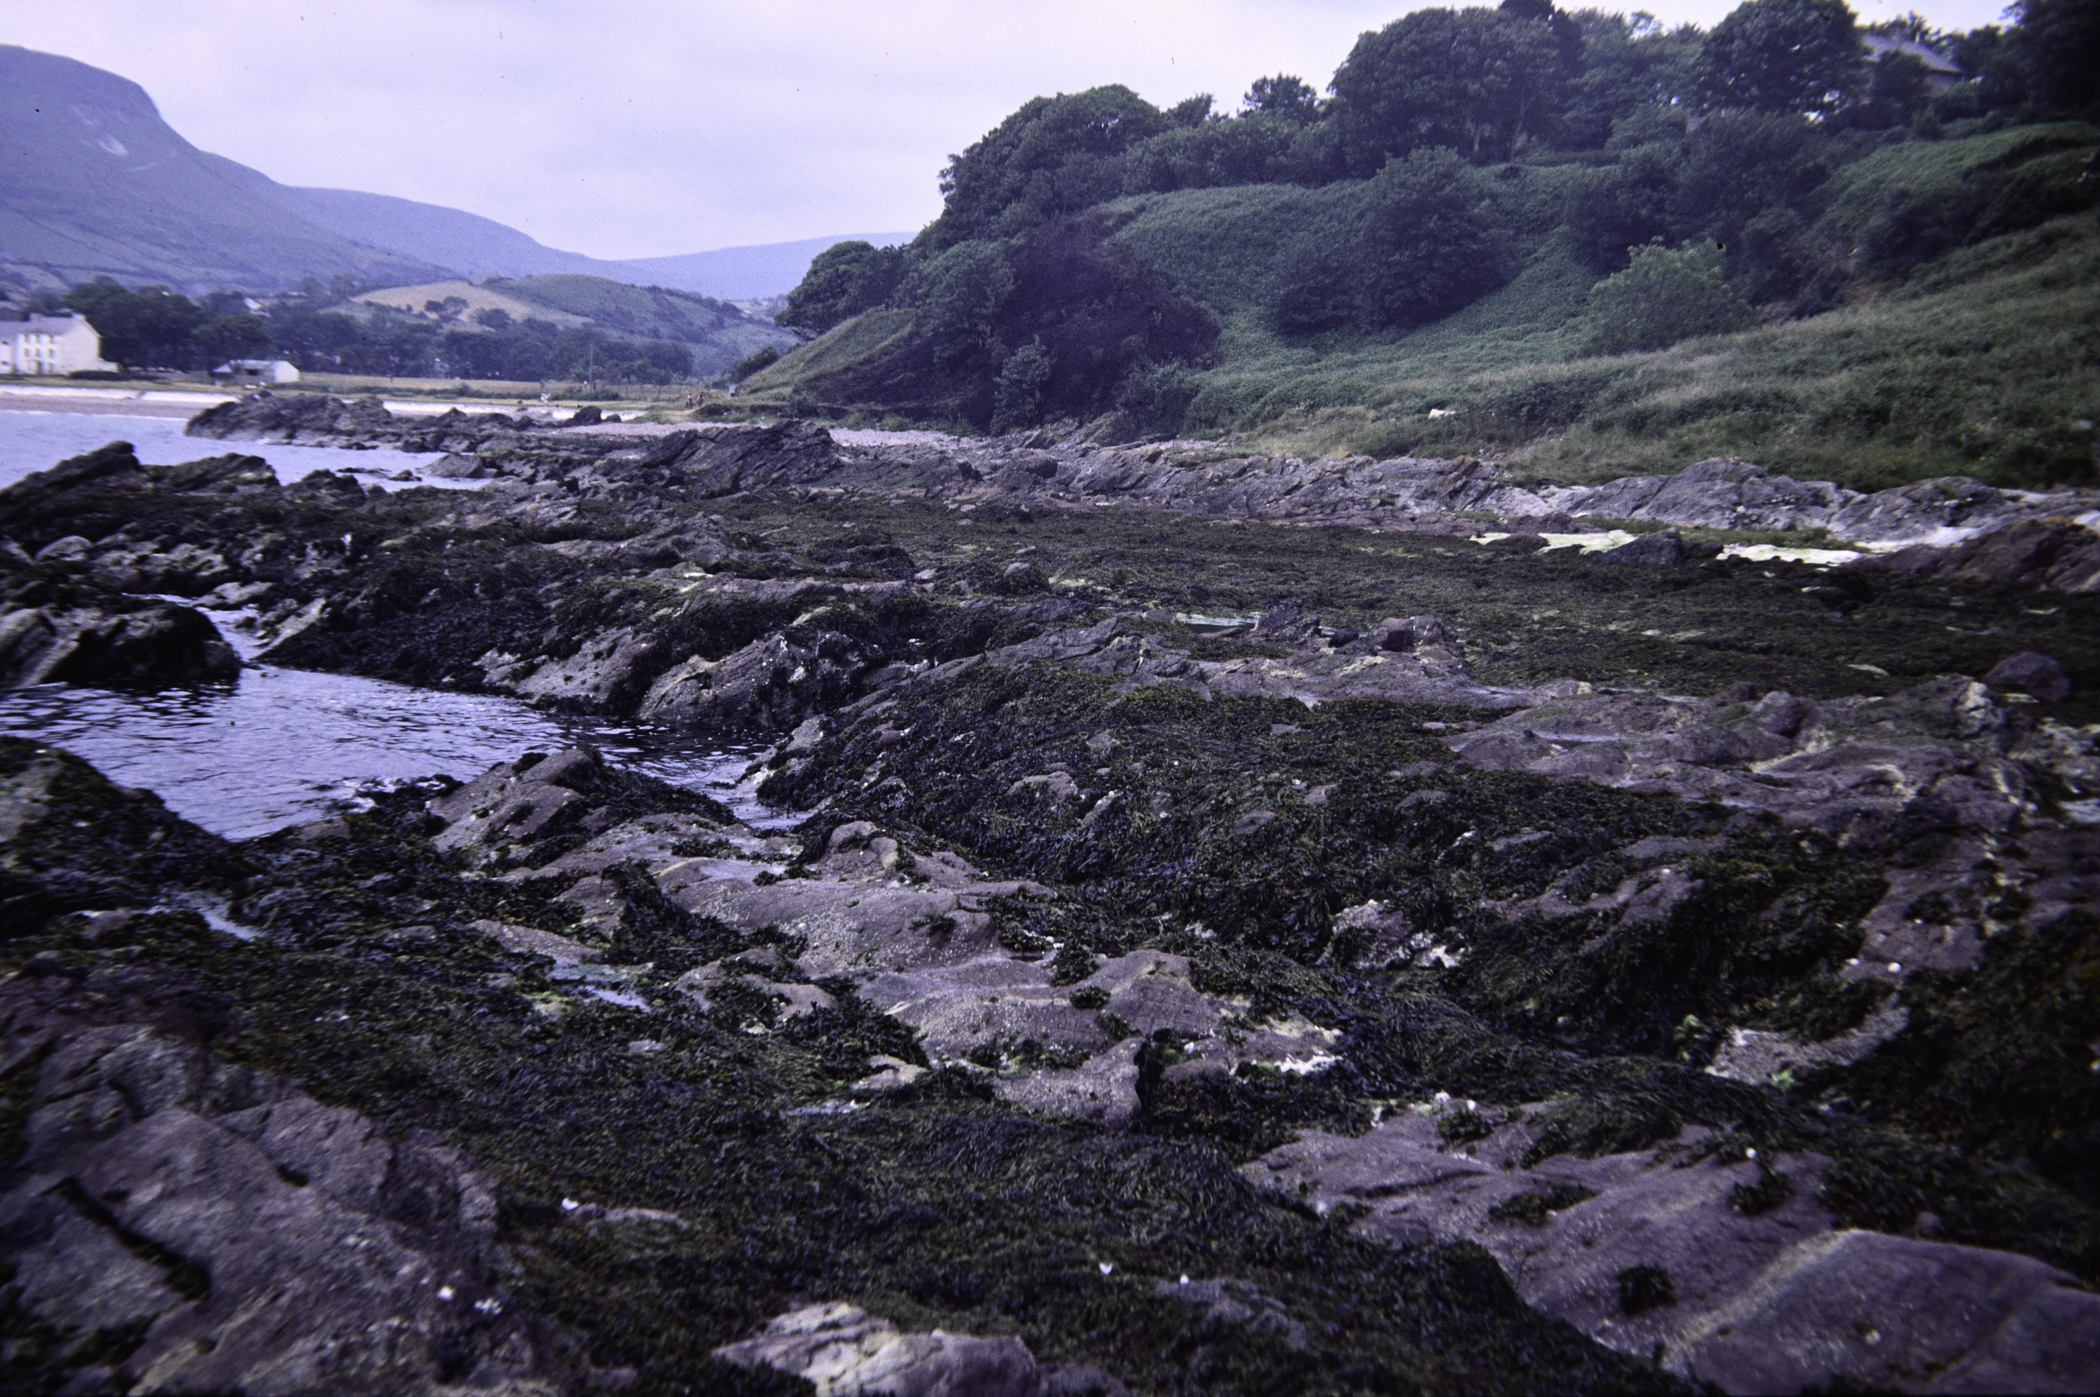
(0, 45), (445, 293)
(0, 43), (911, 300)
(611, 233), (913, 300)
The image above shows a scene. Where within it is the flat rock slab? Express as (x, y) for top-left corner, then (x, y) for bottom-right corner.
(1254, 1112), (2100, 1394)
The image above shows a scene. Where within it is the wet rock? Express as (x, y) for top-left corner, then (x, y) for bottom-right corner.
(638, 629), (875, 733)
(427, 747), (604, 864)
(0, 602), (239, 690)
(1156, 1277), (1308, 1349)
(0, 968), (591, 1394)
(1255, 1112), (2100, 1394)
(1601, 529), (1690, 567)
(1986, 650), (2073, 703)
(1863, 518), (2100, 594)
(715, 1301), (1122, 1396)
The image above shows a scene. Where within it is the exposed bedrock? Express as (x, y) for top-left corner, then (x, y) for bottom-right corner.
(183, 396), (2100, 575)
(1257, 1112), (2100, 1395)
(0, 968), (594, 1395)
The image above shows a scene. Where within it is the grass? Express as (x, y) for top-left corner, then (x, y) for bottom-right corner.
(738, 123), (2099, 493)
(1194, 213), (2100, 491)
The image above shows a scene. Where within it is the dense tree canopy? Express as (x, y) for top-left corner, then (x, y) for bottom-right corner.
(778, 241), (909, 337)
(1695, 0), (1864, 115)
(928, 85), (1168, 246)
(1331, 6), (1568, 169)
(771, 0), (2098, 434)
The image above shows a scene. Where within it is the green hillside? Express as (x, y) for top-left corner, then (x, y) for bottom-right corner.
(751, 0), (2100, 489)
(489, 274), (791, 371)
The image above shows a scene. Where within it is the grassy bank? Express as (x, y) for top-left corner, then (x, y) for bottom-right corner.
(1179, 213), (2100, 491)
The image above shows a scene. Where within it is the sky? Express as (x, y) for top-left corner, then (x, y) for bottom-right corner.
(3, 0), (2018, 260)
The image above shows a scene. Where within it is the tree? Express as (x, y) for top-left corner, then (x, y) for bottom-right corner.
(1580, 241), (1755, 353)
(779, 241), (908, 337)
(929, 86), (1167, 245)
(991, 340), (1054, 433)
(193, 314), (274, 364)
(1330, 6), (1569, 170)
(2008, 0), (2100, 116)
(1559, 10), (1702, 150)
(1271, 148), (1509, 334)
(912, 241), (1013, 370)
(62, 280), (209, 369)
(1695, 0), (1865, 116)
(1243, 75), (1320, 123)
(1357, 147), (1510, 328)
(1564, 141), (1685, 271)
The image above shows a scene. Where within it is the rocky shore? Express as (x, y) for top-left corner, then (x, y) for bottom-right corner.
(2, 398), (2097, 1394)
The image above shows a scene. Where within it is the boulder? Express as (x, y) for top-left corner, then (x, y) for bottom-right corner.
(714, 1302), (1125, 1396)
(1985, 651), (2073, 703)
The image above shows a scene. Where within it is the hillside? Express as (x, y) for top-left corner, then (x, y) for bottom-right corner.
(0, 43), (911, 300)
(749, 2), (2100, 491)
(0, 46), (446, 294)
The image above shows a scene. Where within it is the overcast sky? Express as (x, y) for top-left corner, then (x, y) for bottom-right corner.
(5, 0), (2015, 260)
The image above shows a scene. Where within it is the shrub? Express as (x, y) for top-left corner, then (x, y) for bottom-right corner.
(1579, 241), (1755, 354)
(991, 340), (1054, 433)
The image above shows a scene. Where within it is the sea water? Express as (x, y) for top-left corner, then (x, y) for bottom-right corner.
(0, 409), (465, 492)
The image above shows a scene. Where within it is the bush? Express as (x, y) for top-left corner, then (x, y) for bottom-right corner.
(991, 340), (1054, 433)
(912, 241), (1013, 371)
(779, 241), (909, 337)
(1580, 241), (1754, 354)
(729, 345), (779, 383)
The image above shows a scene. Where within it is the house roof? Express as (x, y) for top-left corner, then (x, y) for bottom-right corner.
(1864, 34), (1962, 76)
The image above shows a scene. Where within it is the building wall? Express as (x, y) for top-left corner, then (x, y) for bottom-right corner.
(2, 316), (117, 376)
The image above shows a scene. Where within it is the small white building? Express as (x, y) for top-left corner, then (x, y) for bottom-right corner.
(212, 358), (302, 384)
(0, 315), (117, 376)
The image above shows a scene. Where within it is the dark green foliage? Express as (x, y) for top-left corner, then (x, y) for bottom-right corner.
(1562, 141), (1681, 271)
(1580, 242), (1756, 353)
(1330, 7), (1569, 170)
(929, 85), (1168, 247)
(1615, 1264), (1675, 1315)
(1695, 0), (1864, 116)
(798, 218), (1216, 429)
(1273, 150), (1510, 335)
(991, 340), (1053, 433)
(61, 279), (249, 372)
(778, 241), (909, 338)
(1488, 1182), (1598, 1225)
(730, 344), (780, 382)
(1243, 75), (1321, 123)
(2008, 0), (2100, 117)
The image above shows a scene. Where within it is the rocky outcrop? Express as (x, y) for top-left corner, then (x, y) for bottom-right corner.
(1863, 518), (2100, 593)
(0, 967), (591, 1395)
(714, 1302), (1125, 1396)
(0, 600), (239, 690)
(1255, 1109), (2100, 1394)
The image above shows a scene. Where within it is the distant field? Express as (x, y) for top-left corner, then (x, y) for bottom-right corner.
(350, 281), (585, 327)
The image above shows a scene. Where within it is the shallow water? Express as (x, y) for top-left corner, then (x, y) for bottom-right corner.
(0, 664), (790, 840)
(0, 409), (464, 492)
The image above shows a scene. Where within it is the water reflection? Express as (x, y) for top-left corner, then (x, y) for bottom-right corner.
(0, 410), (465, 492)
(0, 666), (789, 840)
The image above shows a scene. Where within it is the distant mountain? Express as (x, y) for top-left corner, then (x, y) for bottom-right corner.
(0, 44), (912, 299)
(0, 46), (447, 293)
(609, 235), (913, 301)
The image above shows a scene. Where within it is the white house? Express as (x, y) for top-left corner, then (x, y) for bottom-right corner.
(0, 315), (117, 376)
(212, 358), (302, 384)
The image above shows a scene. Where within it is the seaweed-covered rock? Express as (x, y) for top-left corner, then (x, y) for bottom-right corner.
(0, 968), (594, 1395)
(1255, 1111), (2100, 1393)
